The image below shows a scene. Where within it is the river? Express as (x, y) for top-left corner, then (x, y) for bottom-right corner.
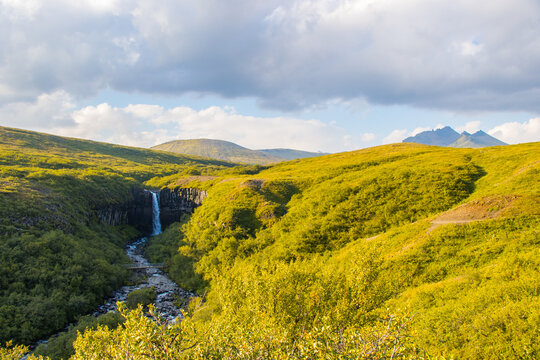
(91, 236), (193, 321)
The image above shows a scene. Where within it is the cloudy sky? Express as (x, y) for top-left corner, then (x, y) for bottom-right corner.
(0, 0), (539, 152)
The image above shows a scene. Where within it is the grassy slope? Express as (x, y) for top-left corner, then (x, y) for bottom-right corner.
(0, 126), (235, 344)
(152, 139), (284, 165)
(1, 125), (537, 357)
(145, 142), (539, 358)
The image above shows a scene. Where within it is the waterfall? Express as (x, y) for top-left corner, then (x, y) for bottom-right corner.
(151, 191), (162, 236)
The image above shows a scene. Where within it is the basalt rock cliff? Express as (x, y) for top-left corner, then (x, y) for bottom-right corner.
(128, 188), (154, 233)
(96, 187), (206, 234)
(96, 188), (153, 234)
(159, 188), (207, 228)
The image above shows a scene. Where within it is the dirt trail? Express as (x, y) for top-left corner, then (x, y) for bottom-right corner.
(428, 219), (478, 232)
(428, 195), (517, 232)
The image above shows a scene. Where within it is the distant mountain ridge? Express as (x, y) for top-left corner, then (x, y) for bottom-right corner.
(257, 148), (329, 160)
(403, 126), (507, 148)
(152, 139), (327, 164)
(452, 130), (507, 148)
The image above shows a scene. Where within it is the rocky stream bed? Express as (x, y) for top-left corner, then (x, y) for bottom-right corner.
(93, 236), (193, 321)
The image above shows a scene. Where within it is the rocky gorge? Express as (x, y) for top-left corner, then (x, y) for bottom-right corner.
(95, 188), (205, 317)
(32, 188), (203, 356)
(96, 187), (207, 234)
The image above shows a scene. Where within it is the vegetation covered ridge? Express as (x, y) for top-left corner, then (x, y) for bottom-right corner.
(1, 127), (538, 359)
(140, 142), (538, 359)
(0, 126), (237, 345)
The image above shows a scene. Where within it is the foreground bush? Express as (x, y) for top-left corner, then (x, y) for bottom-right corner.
(69, 304), (421, 360)
(33, 312), (125, 360)
(126, 287), (157, 310)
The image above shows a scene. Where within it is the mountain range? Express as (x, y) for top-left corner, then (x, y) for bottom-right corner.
(152, 139), (327, 164)
(403, 126), (507, 147)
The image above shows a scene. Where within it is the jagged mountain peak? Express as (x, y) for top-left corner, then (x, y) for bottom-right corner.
(403, 126), (507, 148)
(402, 127), (461, 146)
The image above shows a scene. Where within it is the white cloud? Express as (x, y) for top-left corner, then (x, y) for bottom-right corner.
(0, 90), (75, 129)
(62, 103), (138, 142)
(0, 92), (351, 152)
(112, 37), (140, 65)
(125, 104), (164, 119)
(382, 129), (409, 144)
(456, 121), (482, 134)
(488, 118), (540, 144)
(1, 0), (540, 112)
(360, 133), (376, 142)
(0, 0), (41, 19)
(451, 40), (484, 57)
(71, 0), (124, 14)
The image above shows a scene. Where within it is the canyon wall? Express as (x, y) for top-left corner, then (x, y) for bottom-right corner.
(159, 188), (207, 228)
(96, 187), (206, 234)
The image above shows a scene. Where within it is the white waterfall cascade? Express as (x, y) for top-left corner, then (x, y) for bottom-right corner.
(151, 191), (162, 236)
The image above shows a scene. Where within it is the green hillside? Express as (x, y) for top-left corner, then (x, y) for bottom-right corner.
(152, 139), (284, 164)
(142, 142), (538, 359)
(1, 127), (538, 359)
(0, 126), (234, 345)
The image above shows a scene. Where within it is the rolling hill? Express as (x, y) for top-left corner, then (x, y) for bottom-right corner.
(403, 126), (507, 147)
(152, 139), (327, 164)
(144, 141), (539, 359)
(1, 125), (538, 359)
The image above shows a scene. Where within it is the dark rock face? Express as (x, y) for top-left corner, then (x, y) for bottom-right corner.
(96, 187), (206, 234)
(127, 188), (154, 234)
(97, 205), (128, 226)
(159, 188), (207, 229)
(96, 188), (153, 234)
